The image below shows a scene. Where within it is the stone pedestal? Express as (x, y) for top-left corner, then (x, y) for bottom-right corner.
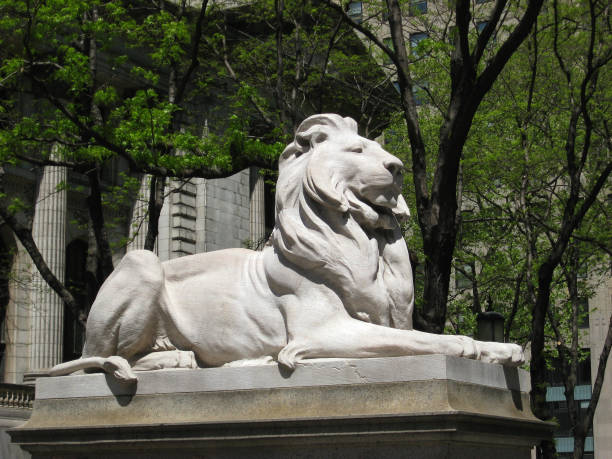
(10, 355), (552, 458)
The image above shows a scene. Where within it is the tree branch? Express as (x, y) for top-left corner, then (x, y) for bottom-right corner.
(175, 0), (209, 104)
(0, 167), (84, 326)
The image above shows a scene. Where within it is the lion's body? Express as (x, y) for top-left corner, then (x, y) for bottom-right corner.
(51, 114), (523, 381)
(83, 248), (285, 367)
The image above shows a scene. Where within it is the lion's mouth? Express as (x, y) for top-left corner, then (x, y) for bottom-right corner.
(371, 202), (395, 216)
(368, 192), (410, 224)
(344, 184), (408, 229)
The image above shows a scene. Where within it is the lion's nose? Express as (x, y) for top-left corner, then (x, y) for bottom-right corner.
(384, 157), (404, 176)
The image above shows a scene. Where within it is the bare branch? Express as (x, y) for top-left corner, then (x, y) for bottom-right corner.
(175, 0), (209, 104)
(0, 167), (84, 326)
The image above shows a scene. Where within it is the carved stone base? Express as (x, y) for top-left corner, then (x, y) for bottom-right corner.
(10, 355), (552, 458)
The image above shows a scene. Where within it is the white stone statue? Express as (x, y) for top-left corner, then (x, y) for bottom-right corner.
(51, 114), (523, 382)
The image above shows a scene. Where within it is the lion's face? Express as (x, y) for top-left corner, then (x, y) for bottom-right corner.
(334, 134), (404, 206)
(305, 131), (410, 229)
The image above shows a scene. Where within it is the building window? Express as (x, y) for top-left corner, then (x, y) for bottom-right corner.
(578, 297), (590, 329)
(64, 239), (90, 361)
(347, 2), (363, 23)
(545, 350), (594, 457)
(412, 81), (429, 106)
(392, 80), (428, 106)
(383, 37), (394, 64)
(410, 32), (429, 56)
(409, 0), (427, 15)
(476, 21), (488, 33)
(554, 436), (594, 456)
(455, 263), (473, 290)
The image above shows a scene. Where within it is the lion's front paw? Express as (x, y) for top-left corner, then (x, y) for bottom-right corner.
(177, 350), (198, 369)
(478, 342), (524, 367)
(457, 336), (481, 360)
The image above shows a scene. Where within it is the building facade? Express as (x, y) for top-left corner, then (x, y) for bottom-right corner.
(0, 163), (269, 386)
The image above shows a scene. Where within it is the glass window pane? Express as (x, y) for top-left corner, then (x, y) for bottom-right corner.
(455, 263), (472, 290)
(578, 298), (589, 329)
(477, 21), (488, 33)
(555, 437), (574, 453)
(348, 2), (363, 22)
(546, 386), (565, 402)
(410, 32), (429, 56)
(412, 81), (428, 106)
(410, 0), (427, 15)
(574, 384), (592, 401)
(383, 37), (394, 64)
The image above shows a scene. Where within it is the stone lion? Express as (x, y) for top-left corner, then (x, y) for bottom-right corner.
(51, 114), (523, 382)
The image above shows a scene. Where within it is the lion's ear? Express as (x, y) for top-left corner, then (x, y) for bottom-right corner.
(304, 161), (349, 213)
(296, 130), (328, 153)
(393, 195), (411, 222)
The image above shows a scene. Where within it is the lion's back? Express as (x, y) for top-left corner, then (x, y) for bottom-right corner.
(162, 248), (254, 282)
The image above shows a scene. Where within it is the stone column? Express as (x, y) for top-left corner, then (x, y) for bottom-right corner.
(29, 163), (67, 371)
(249, 168), (266, 250)
(170, 179), (197, 259)
(127, 174), (149, 252)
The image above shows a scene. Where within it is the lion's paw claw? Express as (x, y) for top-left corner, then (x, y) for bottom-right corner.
(478, 342), (524, 367)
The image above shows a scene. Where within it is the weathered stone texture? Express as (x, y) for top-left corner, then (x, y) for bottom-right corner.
(11, 356), (553, 458)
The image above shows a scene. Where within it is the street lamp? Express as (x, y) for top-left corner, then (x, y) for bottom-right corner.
(476, 311), (505, 343)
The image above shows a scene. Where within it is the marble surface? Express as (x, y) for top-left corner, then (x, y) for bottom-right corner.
(39, 355), (530, 400)
(12, 355), (552, 458)
(51, 114), (523, 383)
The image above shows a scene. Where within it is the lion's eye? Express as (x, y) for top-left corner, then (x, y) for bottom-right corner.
(349, 146), (363, 153)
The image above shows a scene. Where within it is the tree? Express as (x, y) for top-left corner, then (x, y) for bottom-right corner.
(0, 0), (276, 330)
(320, 0), (546, 333)
(0, 0), (394, 357)
(208, 0), (397, 140)
(435, 0), (611, 454)
(365, 0), (610, 454)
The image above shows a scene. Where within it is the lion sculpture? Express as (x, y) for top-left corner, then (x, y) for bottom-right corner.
(51, 114), (523, 382)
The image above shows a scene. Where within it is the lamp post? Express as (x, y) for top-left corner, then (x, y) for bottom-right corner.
(476, 311), (505, 343)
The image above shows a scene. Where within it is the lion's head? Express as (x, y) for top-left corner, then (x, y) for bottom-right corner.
(275, 114), (410, 229)
(271, 114), (414, 329)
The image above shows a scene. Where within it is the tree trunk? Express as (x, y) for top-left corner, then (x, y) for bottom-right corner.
(379, 0), (544, 332)
(419, 238), (455, 333)
(143, 175), (165, 251)
(572, 436), (585, 459)
(530, 263), (554, 421)
(85, 168), (114, 282)
(0, 168), (83, 326)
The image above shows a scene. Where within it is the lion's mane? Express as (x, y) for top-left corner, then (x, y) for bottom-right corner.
(270, 114), (414, 329)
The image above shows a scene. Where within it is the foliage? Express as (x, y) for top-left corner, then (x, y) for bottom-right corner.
(383, 0), (611, 455)
(0, 0), (394, 333)
(208, 0), (397, 138)
(321, 0), (548, 335)
(0, 1), (284, 178)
